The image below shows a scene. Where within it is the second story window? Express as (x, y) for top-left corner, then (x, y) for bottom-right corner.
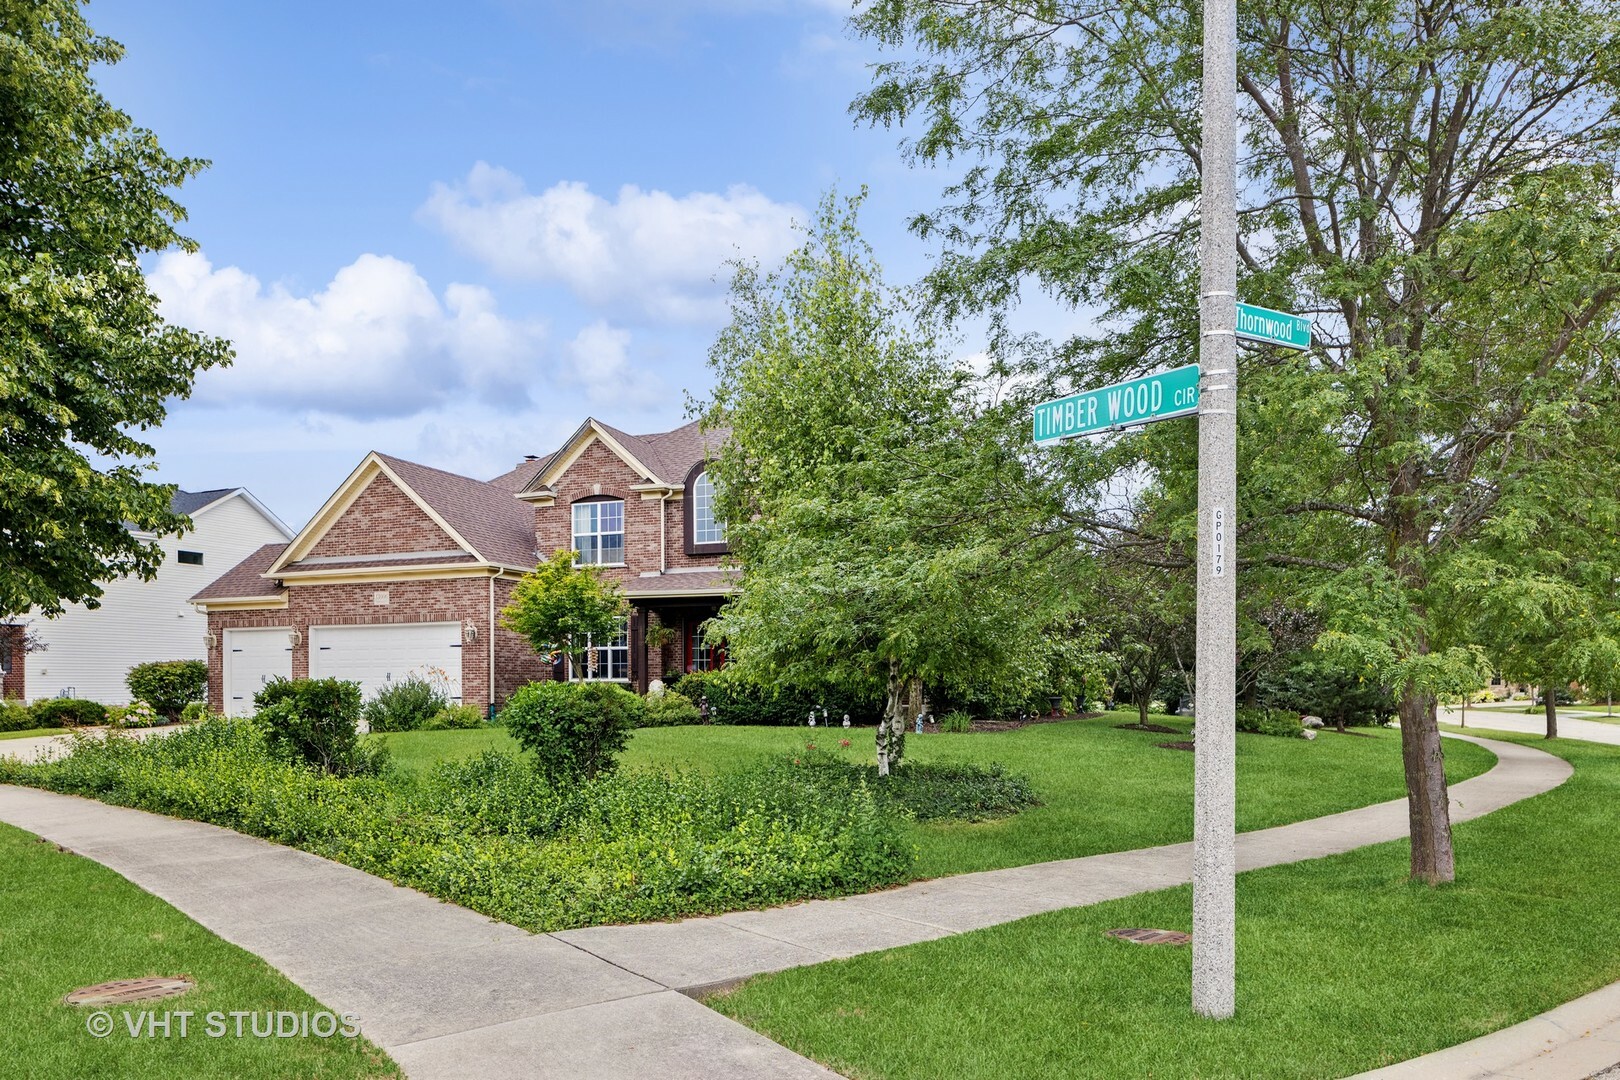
(572, 499), (624, 565)
(692, 471), (725, 545)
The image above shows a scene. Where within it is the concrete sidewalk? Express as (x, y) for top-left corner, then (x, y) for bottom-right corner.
(0, 732), (1582, 1079)
(1444, 706), (1620, 747)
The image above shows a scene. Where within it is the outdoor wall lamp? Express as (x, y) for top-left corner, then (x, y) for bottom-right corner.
(463, 622), (478, 643)
(288, 630), (302, 646)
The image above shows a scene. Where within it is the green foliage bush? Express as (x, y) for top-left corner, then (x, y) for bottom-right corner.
(939, 709), (974, 733)
(423, 704), (485, 730)
(0, 722), (915, 931)
(361, 676), (448, 733)
(1260, 655), (1397, 728)
(670, 669), (881, 726)
(31, 697), (107, 727)
(502, 681), (643, 783)
(781, 750), (1038, 822)
(641, 689), (701, 727)
(253, 677), (382, 776)
(180, 701), (212, 723)
(0, 698), (35, 732)
(1235, 706), (1305, 739)
(125, 659), (208, 720)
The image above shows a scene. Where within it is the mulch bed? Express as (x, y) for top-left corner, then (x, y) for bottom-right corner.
(1156, 740), (1195, 752)
(1115, 722), (1183, 734)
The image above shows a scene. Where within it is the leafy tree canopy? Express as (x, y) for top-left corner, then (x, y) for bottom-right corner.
(501, 549), (627, 680)
(0, 0), (232, 616)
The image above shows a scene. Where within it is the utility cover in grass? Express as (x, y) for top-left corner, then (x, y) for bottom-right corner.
(65, 977), (195, 1006)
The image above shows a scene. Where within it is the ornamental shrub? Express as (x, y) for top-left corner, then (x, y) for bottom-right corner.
(114, 701), (164, 728)
(180, 701), (212, 723)
(939, 709), (974, 734)
(0, 698), (34, 732)
(253, 677), (382, 776)
(125, 660), (208, 720)
(640, 689), (701, 727)
(774, 750), (1039, 822)
(669, 669), (881, 727)
(30, 697), (107, 727)
(1235, 706), (1305, 739)
(361, 675), (448, 732)
(423, 704), (486, 730)
(501, 681), (643, 783)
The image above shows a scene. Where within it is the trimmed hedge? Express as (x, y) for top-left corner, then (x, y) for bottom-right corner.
(502, 681), (643, 783)
(253, 677), (382, 776)
(1236, 706), (1305, 739)
(670, 670), (883, 727)
(641, 689), (702, 727)
(1, 698), (34, 732)
(126, 660), (208, 720)
(30, 698), (107, 727)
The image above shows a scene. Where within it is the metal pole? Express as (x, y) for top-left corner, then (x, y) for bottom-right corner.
(1194, 0), (1238, 1020)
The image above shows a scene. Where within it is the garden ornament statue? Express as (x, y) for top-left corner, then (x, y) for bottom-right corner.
(698, 696), (710, 723)
(842, 714), (851, 728)
(915, 711), (926, 735)
(808, 710), (817, 727)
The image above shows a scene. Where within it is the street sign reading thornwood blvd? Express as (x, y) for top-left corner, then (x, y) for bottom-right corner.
(1032, 363), (1201, 445)
(1235, 302), (1310, 350)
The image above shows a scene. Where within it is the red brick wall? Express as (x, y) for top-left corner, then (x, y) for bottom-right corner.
(2, 626), (25, 700)
(205, 576), (552, 713)
(308, 474), (459, 558)
(535, 438), (725, 581)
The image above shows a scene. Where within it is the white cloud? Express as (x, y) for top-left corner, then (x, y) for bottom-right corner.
(562, 320), (667, 406)
(149, 251), (547, 418)
(418, 163), (803, 323)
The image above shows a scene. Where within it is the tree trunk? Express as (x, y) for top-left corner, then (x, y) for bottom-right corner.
(1398, 686), (1455, 884)
(1542, 684), (1558, 739)
(876, 667), (904, 777)
(1137, 694), (1150, 727)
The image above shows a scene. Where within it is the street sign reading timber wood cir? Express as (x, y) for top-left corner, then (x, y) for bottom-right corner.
(1032, 363), (1201, 445)
(1235, 302), (1310, 350)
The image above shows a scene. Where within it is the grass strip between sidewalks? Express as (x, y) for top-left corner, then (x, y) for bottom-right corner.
(708, 731), (1618, 1080)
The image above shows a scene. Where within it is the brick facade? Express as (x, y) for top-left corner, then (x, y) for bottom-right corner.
(2, 626), (25, 700)
(308, 474), (458, 558)
(205, 576), (545, 713)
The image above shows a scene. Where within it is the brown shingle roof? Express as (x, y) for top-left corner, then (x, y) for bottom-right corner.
(530, 418), (730, 490)
(621, 568), (741, 598)
(486, 459), (546, 494)
(190, 543), (288, 602)
(375, 453), (538, 569)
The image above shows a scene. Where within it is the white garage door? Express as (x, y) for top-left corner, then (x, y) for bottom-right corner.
(224, 628), (294, 717)
(308, 623), (463, 704)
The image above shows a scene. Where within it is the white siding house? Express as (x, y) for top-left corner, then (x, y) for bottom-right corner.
(23, 489), (293, 704)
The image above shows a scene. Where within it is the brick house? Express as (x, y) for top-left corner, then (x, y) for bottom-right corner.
(192, 418), (734, 714)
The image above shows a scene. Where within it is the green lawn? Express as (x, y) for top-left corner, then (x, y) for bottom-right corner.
(0, 822), (399, 1079)
(0, 727), (68, 741)
(380, 713), (1494, 878)
(708, 730), (1612, 1080)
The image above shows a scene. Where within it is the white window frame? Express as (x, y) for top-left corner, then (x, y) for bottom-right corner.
(572, 499), (625, 566)
(692, 471), (725, 545)
(570, 620), (630, 682)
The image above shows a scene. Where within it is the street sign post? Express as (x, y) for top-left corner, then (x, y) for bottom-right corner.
(1031, 363), (1201, 446)
(1235, 302), (1310, 350)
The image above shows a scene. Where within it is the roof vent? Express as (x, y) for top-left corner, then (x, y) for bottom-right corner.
(523, 454), (539, 462)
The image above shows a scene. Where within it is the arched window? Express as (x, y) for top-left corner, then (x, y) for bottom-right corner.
(684, 463), (728, 555)
(572, 497), (624, 565)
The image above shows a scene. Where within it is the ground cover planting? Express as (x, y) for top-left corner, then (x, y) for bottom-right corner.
(0, 821), (399, 1080)
(709, 731), (1610, 1080)
(384, 712), (1495, 878)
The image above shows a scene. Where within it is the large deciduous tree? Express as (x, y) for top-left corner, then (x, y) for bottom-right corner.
(700, 192), (1073, 775)
(851, 0), (1620, 883)
(0, 0), (232, 618)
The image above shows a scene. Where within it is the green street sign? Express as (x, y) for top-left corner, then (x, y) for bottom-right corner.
(1032, 363), (1201, 446)
(1235, 302), (1310, 350)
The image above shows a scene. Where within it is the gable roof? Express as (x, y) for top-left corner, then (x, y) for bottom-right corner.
(524, 418), (730, 495)
(374, 453), (537, 568)
(171, 488), (237, 516)
(267, 452), (538, 577)
(190, 543), (289, 603)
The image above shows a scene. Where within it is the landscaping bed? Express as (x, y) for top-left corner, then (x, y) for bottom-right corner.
(708, 730), (1609, 1080)
(0, 821), (399, 1080)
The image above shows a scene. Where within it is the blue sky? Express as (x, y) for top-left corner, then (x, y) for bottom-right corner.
(89, 0), (1037, 528)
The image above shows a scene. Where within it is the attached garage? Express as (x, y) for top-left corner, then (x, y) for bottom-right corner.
(224, 628), (293, 717)
(308, 622), (464, 704)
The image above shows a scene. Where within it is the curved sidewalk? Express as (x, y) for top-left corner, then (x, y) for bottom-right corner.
(0, 732), (1574, 1079)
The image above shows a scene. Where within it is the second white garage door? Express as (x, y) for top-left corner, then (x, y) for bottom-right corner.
(308, 623), (464, 704)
